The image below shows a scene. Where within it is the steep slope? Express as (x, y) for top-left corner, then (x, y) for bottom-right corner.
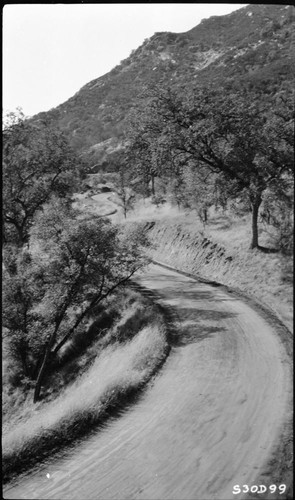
(34, 4), (295, 162)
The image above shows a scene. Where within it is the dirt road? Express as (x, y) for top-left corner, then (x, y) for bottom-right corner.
(3, 264), (292, 500)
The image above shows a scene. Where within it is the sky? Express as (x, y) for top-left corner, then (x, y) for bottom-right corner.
(3, 3), (247, 117)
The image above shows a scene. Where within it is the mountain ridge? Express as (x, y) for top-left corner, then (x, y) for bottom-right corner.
(33, 4), (295, 166)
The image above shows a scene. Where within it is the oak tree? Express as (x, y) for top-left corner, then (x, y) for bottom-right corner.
(126, 86), (294, 248)
(3, 111), (80, 245)
(3, 199), (149, 402)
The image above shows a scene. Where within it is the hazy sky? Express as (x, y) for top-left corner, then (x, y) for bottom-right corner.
(3, 3), (246, 117)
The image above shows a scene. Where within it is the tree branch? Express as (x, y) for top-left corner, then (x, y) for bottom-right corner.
(52, 268), (138, 355)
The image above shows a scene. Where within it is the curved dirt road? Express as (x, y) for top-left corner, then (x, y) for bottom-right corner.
(3, 264), (292, 500)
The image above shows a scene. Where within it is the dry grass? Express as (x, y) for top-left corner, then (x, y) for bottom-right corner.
(76, 176), (183, 223)
(3, 291), (169, 482)
(5, 189), (290, 481)
(81, 187), (292, 330)
(147, 210), (293, 332)
(2, 187), (174, 483)
(112, 197), (182, 224)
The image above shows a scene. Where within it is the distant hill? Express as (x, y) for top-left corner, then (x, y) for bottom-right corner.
(33, 4), (295, 166)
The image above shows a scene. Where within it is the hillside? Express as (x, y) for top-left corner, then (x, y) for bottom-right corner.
(3, 5), (293, 494)
(33, 4), (295, 165)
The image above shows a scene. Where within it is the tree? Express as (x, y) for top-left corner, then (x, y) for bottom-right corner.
(3, 199), (150, 402)
(260, 185), (294, 253)
(3, 110), (81, 245)
(105, 149), (136, 218)
(116, 167), (136, 219)
(2, 247), (38, 379)
(183, 168), (222, 225)
(127, 85), (294, 249)
(125, 102), (171, 197)
(3, 111), (150, 403)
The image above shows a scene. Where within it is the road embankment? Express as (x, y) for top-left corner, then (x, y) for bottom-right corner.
(146, 219), (293, 333)
(4, 263), (293, 500)
(3, 291), (170, 485)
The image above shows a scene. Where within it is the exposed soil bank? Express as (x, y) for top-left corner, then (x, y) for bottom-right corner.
(146, 220), (293, 332)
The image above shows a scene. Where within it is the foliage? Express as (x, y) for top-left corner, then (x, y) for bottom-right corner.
(182, 168), (221, 224)
(3, 248), (39, 379)
(31, 5), (294, 159)
(147, 216), (293, 331)
(261, 187), (294, 254)
(125, 85), (294, 248)
(3, 291), (168, 482)
(3, 3), (295, 407)
(3, 109), (150, 403)
(3, 110), (81, 245)
(115, 168), (136, 218)
(3, 198), (149, 402)
(3, 287), (165, 422)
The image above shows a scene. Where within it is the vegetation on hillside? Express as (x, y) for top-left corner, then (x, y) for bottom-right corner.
(3, 288), (169, 482)
(2, 113), (167, 472)
(3, 111), (150, 404)
(32, 4), (295, 161)
(3, 110), (81, 245)
(29, 5), (293, 254)
(125, 85), (294, 250)
(146, 212), (293, 332)
(2, 4), (294, 480)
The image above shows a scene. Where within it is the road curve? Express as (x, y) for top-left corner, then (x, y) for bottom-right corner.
(3, 264), (292, 500)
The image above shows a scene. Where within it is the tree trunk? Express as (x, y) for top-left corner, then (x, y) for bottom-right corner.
(151, 174), (155, 196)
(20, 351), (29, 378)
(33, 270), (136, 402)
(33, 344), (51, 403)
(33, 330), (57, 403)
(250, 194), (262, 249)
(32, 342), (49, 380)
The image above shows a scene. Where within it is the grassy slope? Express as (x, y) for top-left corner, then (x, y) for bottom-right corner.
(87, 181), (293, 330)
(3, 289), (169, 483)
(114, 194), (292, 332)
(146, 208), (293, 332)
(2, 185), (172, 483)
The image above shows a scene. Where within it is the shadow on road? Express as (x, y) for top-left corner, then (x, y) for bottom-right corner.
(170, 306), (237, 347)
(172, 308), (236, 347)
(133, 274), (238, 347)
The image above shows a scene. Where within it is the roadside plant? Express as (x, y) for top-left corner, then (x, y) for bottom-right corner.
(3, 199), (150, 402)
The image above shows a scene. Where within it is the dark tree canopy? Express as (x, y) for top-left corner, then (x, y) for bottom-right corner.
(126, 85), (294, 248)
(3, 198), (149, 402)
(3, 111), (81, 245)
(3, 111), (150, 403)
